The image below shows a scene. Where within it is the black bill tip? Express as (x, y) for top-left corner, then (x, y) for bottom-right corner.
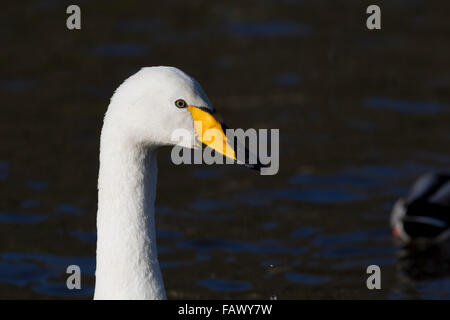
(241, 160), (268, 172)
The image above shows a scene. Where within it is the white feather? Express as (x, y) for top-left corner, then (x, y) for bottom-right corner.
(94, 66), (214, 300)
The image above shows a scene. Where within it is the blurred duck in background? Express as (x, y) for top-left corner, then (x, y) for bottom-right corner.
(391, 173), (450, 244)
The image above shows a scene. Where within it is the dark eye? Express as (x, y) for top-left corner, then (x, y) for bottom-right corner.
(175, 99), (187, 108)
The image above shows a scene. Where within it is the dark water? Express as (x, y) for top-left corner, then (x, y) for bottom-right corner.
(1, 0), (450, 299)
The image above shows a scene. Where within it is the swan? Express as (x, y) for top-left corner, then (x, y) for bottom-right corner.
(93, 66), (259, 300)
(391, 172), (450, 243)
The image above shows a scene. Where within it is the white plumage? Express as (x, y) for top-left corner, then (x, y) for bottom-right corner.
(94, 67), (217, 299)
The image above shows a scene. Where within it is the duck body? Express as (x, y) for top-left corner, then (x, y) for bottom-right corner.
(391, 173), (450, 243)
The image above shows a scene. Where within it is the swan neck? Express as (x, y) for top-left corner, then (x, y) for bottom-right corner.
(94, 128), (165, 300)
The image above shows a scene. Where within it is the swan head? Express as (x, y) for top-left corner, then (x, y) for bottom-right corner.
(104, 66), (255, 167)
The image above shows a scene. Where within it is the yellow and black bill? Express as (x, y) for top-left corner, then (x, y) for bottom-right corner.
(187, 105), (265, 171)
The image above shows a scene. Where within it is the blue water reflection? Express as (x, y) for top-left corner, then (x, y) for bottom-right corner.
(0, 252), (95, 297)
(197, 278), (253, 292)
(0, 162), (9, 180)
(285, 272), (330, 285)
(0, 212), (47, 224)
(366, 97), (448, 114)
(91, 43), (150, 57)
(225, 21), (311, 37)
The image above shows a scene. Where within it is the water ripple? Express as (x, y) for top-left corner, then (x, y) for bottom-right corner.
(366, 97), (448, 114)
(197, 278), (253, 292)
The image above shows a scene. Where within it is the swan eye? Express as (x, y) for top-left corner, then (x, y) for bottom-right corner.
(175, 99), (187, 109)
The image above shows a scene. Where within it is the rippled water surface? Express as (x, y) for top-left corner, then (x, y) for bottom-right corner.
(1, 1), (450, 299)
